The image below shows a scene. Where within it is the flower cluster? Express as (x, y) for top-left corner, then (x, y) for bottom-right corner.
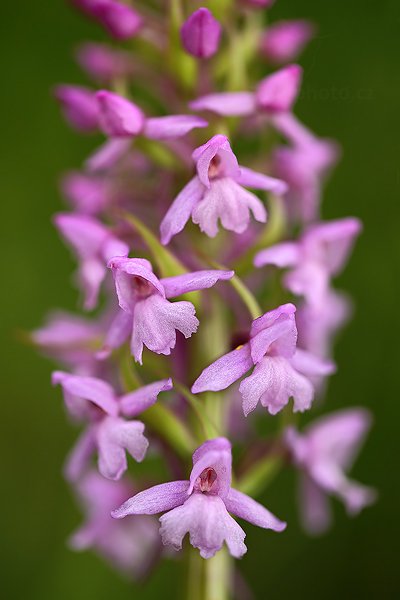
(33, 0), (375, 591)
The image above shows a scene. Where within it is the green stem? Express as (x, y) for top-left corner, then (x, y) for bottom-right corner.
(174, 381), (220, 440)
(204, 547), (232, 600)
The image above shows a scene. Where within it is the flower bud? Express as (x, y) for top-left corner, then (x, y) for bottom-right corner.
(73, 0), (142, 40)
(181, 8), (222, 59)
(76, 43), (133, 83)
(255, 64), (302, 113)
(261, 20), (315, 65)
(54, 85), (99, 132)
(96, 90), (145, 137)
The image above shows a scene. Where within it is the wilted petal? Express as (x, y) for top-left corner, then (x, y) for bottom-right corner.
(160, 176), (204, 245)
(159, 493), (247, 559)
(181, 8), (222, 59)
(161, 269), (234, 299)
(240, 356), (314, 416)
(96, 90), (145, 137)
(143, 115), (208, 140)
(131, 295), (198, 363)
(225, 488), (286, 532)
(97, 416), (148, 480)
(255, 64), (302, 113)
(236, 166), (288, 195)
(254, 241), (300, 268)
(120, 378), (173, 417)
(189, 92), (256, 116)
(112, 480), (190, 517)
(191, 343), (253, 394)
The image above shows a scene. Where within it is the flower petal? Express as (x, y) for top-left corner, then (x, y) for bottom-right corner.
(111, 480), (190, 517)
(160, 176), (204, 245)
(290, 349), (335, 377)
(52, 371), (118, 416)
(159, 493), (247, 559)
(96, 90), (145, 137)
(108, 257), (165, 313)
(191, 343), (253, 394)
(189, 92), (256, 116)
(131, 295), (198, 363)
(254, 242), (300, 268)
(193, 135), (240, 187)
(143, 115), (208, 140)
(161, 269), (234, 299)
(239, 356), (314, 416)
(255, 64), (302, 113)
(64, 427), (96, 482)
(236, 166), (288, 195)
(97, 417), (149, 480)
(299, 473), (332, 535)
(98, 309), (132, 358)
(120, 378), (173, 417)
(225, 488), (286, 532)
(181, 8), (222, 59)
(189, 438), (232, 498)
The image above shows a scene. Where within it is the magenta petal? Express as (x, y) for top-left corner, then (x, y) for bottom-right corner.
(159, 493), (247, 559)
(235, 166), (288, 196)
(261, 20), (315, 65)
(52, 371), (118, 416)
(143, 115), (208, 140)
(240, 356), (314, 416)
(119, 378), (173, 417)
(181, 8), (222, 59)
(254, 242), (300, 268)
(86, 139), (132, 172)
(96, 90), (145, 137)
(225, 488), (286, 532)
(255, 64), (302, 113)
(191, 343), (253, 394)
(99, 309), (132, 358)
(97, 416), (149, 480)
(111, 480), (190, 517)
(160, 176), (204, 245)
(131, 295), (198, 363)
(299, 473), (332, 535)
(189, 92), (256, 116)
(250, 303), (297, 361)
(64, 427), (96, 482)
(92, 1), (142, 40)
(161, 269), (234, 299)
(108, 257), (165, 313)
(54, 84), (100, 132)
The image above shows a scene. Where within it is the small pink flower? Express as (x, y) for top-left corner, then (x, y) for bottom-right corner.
(285, 409), (376, 534)
(261, 20), (315, 65)
(54, 85), (100, 132)
(112, 438), (286, 559)
(160, 134), (287, 244)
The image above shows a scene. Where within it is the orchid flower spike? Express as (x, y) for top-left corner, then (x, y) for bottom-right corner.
(95, 90), (208, 139)
(254, 218), (362, 308)
(70, 471), (160, 576)
(112, 438), (286, 559)
(284, 409), (377, 534)
(160, 134), (287, 244)
(103, 257), (234, 363)
(189, 65), (302, 117)
(53, 213), (129, 311)
(53, 371), (173, 480)
(192, 304), (335, 416)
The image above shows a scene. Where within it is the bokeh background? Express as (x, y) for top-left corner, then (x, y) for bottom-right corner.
(1, 0), (399, 598)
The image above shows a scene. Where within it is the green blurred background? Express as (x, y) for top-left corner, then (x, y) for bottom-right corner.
(1, 0), (399, 598)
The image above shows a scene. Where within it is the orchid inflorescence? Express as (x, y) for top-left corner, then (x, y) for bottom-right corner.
(33, 0), (376, 594)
